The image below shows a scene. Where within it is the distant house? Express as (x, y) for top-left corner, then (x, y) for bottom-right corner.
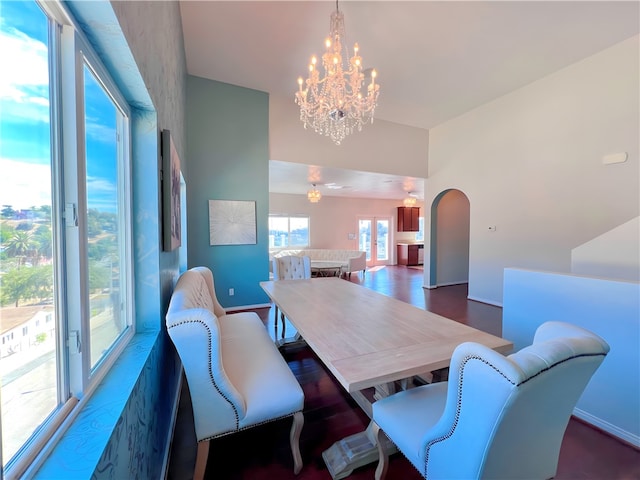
(0, 308), (55, 358)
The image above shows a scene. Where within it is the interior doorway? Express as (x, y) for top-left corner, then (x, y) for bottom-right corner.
(429, 189), (470, 287)
(358, 216), (392, 267)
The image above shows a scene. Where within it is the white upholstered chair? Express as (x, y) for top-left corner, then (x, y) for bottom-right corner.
(372, 321), (610, 480)
(166, 267), (304, 479)
(271, 255), (311, 341)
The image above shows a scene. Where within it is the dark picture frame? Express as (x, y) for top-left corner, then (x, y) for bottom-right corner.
(161, 129), (181, 251)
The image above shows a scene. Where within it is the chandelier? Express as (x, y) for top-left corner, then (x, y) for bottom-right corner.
(307, 184), (322, 203)
(403, 191), (418, 207)
(295, 0), (380, 145)
(403, 196), (417, 207)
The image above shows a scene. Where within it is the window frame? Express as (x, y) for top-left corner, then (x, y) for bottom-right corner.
(268, 214), (311, 249)
(1, 2), (135, 477)
(68, 27), (135, 393)
(415, 216), (425, 242)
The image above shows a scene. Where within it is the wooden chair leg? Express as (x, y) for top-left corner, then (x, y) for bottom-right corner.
(281, 312), (286, 339)
(373, 423), (389, 480)
(290, 411), (304, 474)
(274, 305), (279, 337)
(194, 440), (210, 480)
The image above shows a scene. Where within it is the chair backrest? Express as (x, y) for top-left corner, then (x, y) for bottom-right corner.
(424, 321), (609, 479)
(167, 266), (226, 318)
(272, 255), (311, 280)
(166, 267), (245, 441)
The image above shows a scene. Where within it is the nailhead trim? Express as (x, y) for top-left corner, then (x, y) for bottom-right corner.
(168, 318), (240, 432)
(422, 351), (606, 479)
(199, 410), (304, 442)
(171, 272), (304, 445)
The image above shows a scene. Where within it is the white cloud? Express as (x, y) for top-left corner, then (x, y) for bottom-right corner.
(0, 27), (49, 100)
(0, 158), (52, 210)
(85, 117), (116, 144)
(86, 176), (116, 195)
(0, 25), (50, 126)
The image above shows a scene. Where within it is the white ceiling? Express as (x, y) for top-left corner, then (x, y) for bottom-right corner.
(269, 159), (426, 200)
(180, 1), (639, 200)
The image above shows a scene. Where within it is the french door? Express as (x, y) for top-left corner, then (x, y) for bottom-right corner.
(358, 217), (392, 267)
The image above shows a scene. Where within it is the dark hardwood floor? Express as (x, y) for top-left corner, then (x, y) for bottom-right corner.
(167, 265), (640, 480)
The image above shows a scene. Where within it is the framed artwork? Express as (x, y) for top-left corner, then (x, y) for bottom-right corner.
(209, 200), (257, 245)
(162, 129), (182, 251)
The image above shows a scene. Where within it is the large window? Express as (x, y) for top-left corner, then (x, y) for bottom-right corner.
(268, 215), (309, 248)
(0, 1), (133, 476)
(415, 217), (425, 242)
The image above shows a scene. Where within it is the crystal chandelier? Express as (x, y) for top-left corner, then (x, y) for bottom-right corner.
(403, 196), (417, 207)
(307, 184), (322, 203)
(402, 192), (416, 207)
(295, 0), (380, 145)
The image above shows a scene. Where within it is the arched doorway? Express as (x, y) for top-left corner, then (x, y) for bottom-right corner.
(428, 189), (470, 288)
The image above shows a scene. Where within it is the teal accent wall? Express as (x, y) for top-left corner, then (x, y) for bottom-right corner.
(33, 332), (177, 479)
(186, 76), (270, 308)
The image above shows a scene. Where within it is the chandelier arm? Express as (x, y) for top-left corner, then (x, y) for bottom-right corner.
(295, 1), (379, 145)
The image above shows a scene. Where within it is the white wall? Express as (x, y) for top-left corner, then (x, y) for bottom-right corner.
(270, 193), (424, 263)
(269, 96), (429, 178)
(425, 35), (639, 305)
(572, 216), (640, 281)
(503, 268), (640, 446)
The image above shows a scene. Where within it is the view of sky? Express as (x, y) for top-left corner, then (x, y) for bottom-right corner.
(0, 0), (119, 213)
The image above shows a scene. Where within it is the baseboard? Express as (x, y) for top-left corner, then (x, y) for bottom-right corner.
(467, 295), (503, 308)
(573, 408), (640, 449)
(438, 281), (467, 287)
(161, 365), (184, 480)
(225, 302), (271, 312)
(423, 281), (467, 290)
(420, 288), (503, 308)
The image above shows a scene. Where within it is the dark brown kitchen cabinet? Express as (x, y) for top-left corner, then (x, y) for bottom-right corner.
(397, 243), (423, 266)
(397, 206), (420, 232)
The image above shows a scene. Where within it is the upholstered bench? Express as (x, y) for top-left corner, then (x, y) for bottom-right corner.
(272, 249), (366, 278)
(166, 267), (304, 479)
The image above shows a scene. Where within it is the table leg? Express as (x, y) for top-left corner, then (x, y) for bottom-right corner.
(322, 421), (396, 480)
(274, 306), (289, 345)
(322, 383), (397, 479)
(274, 305), (279, 338)
(274, 303), (307, 349)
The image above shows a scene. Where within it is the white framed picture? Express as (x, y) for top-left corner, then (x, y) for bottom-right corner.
(208, 200), (257, 245)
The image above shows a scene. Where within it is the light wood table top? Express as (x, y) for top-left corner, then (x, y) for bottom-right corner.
(261, 277), (513, 393)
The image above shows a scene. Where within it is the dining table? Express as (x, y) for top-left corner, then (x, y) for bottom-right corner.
(260, 277), (513, 479)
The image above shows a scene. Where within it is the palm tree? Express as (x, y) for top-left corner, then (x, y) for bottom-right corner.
(1, 205), (15, 219)
(37, 205), (52, 222)
(34, 225), (52, 264)
(5, 230), (35, 267)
